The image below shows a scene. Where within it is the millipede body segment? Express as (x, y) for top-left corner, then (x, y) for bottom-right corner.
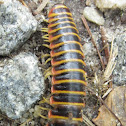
(46, 3), (87, 126)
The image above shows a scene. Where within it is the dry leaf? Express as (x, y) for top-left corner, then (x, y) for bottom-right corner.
(33, 0), (49, 15)
(93, 86), (126, 126)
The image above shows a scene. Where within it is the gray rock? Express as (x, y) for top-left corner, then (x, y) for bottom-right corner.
(113, 35), (126, 85)
(95, 0), (126, 11)
(83, 7), (105, 25)
(0, 0), (37, 55)
(0, 52), (44, 119)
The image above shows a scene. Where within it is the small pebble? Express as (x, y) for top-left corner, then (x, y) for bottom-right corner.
(83, 7), (105, 25)
(121, 13), (126, 24)
(83, 43), (92, 56)
(86, 0), (94, 6)
(95, 0), (126, 11)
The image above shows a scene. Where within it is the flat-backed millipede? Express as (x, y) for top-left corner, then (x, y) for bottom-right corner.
(43, 3), (87, 126)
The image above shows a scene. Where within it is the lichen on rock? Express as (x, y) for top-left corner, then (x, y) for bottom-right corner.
(0, 52), (45, 119)
(0, 0), (37, 55)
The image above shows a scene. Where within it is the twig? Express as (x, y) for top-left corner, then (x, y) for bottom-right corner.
(103, 39), (118, 82)
(102, 88), (112, 98)
(86, 86), (123, 126)
(82, 114), (95, 126)
(33, 0), (49, 15)
(100, 26), (110, 63)
(81, 16), (105, 70)
(100, 27), (115, 88)
(20, 118), (32, 126)
(19, 0), (28, 7)
(0, 0), (4, 4)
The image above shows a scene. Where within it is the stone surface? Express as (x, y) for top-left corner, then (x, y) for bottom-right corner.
(95, 0), (126, 11)
(0, 0), (37, 55)
(113, 35), (126, 85)
(0, 52), (44, 119)
(83, 7), (105, 25)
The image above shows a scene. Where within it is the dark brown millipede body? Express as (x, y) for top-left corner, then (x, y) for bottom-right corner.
(45, 3), (87, 126)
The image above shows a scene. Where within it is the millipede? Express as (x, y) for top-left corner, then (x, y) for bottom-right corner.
(42, 3), (87, 126)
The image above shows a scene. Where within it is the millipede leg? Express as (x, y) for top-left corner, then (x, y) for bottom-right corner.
(39, 106), (50, 111)
(42, 44), (50, 49)
(41, 28), (48, 33)
(39, 114), (48, 119)
(43, 34), (49, 37)
(34, 106), (49, 119)
(44, 71), (52, 80)
(44, 67), (52, 75)
(20, 118), (32, 126)
(41, 54), (50, 59)
(44, 40), (50, 42)
(83, 73), (87, 81)
(44, 58), (52, 65)
(39, 97), (50, 104)
(43, 19), (49, 23)
(34, 105), (49, 118)
(42, 35), (49, 40)
(41, 28), (48, 30)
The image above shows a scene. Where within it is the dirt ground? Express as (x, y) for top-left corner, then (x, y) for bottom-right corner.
(0, 0), (126, 126)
